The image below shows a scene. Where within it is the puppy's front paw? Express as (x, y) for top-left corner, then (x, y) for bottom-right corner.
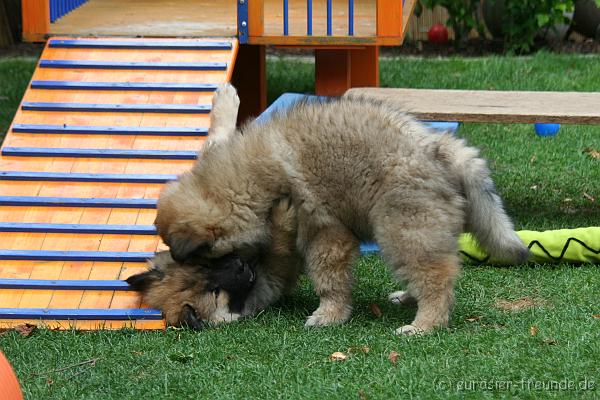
(388, 290), (416, 305)
(304, 305), (351, 327)
(212, 83), (240, 112)
(394, 324), (423, 336)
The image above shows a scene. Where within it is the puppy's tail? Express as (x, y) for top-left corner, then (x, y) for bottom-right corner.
(437, 135), (529, 264)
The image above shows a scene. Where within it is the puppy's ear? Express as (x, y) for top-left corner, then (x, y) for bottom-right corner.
(170, 239), (212, 264)
(126, 269), (163, 292)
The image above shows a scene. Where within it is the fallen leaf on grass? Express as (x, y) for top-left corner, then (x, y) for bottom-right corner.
(495, 297), (548, 312)
(14, 323), (37, 337)
(529, 155), (537, 164)
(466, 316), (481, 322)
(388, 351), (400, 365)
(583, 192), (595, 202)
(583, 148), (600, 159)
(530, 326), (539, 336)
(369, 303), (382, 318)
(358, 389), (368, 400)
(592, 315), (600, 319)
(329, 352), (348, 361)
(541, 338), (557, 345)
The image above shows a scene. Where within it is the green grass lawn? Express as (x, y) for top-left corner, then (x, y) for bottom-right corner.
(0, 53), (599, 399)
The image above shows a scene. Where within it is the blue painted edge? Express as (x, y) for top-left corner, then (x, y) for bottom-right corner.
(257, 94), (461, 135)
(0, 171), (177, 183)
(0, 247), (378, 261)
(12, 124), (208, 136)
(0, 250), (153, 262)
(283, 0), (289, 35)
(327, 0), (333, 36)
(0, 308), (163, 320)
(237, 0), (249, 44)
(2, 147), (198, 160)
(0, 222), (156, 235)
(0, 279), (131, 291)
(48, 39), (232, 50)
(0, 196), (157, 208)
(39, 59), (227, 71)
(348, 0), (354, 36)
(22, 102), (212, 114)
(255, 93), (328, 125)
(422, 121), (461, 133)
(307, 0), (313, 35)
(31, 81), (219, 92)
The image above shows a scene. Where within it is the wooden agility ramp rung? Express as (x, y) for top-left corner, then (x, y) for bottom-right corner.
(0, 37), (238, 330)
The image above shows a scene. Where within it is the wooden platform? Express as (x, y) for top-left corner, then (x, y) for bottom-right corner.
(0, 37), (238, 330)
(48, 0), (377, 39)
(345, 88), (600, 124)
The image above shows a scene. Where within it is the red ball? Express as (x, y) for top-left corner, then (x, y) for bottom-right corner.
(428, 23), (449, 44)
(0, 352), (23, 400)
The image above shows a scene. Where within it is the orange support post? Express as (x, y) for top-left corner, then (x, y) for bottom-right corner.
(21, 0), (50, 42)
(376, 0), (403, 37)
(315, 47), (379, 97)
(232, 44), (267, 124)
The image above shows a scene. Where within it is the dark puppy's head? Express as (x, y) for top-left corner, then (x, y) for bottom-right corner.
(155, 172), (270, 264)
(126, 251), (256, 329)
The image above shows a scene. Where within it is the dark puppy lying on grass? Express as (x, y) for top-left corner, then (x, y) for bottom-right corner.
(127, 198), (302, 328)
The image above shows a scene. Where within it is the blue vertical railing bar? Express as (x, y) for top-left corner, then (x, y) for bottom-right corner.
(326, 0), (332, 36)
(283, 0), (289, 36)
(237, 0), (249, 44)
(307, 0), (313, 35)
(348, 0), (354, 35)
(49, 0), (89, 24)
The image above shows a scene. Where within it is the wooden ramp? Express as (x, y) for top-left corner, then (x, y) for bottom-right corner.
(0, 37), (238, 330)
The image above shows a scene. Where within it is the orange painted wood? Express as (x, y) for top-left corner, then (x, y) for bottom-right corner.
(232, 45), (267, 123)
(248, 35), (403, 46)
(376, 0), (402, 37)
(315, 47), (379, 96)
(349, 46), (379, 88)
(315, 49), (351, 96)
(0, 37), (237, 330)
(22, 0), (50, 43)
(248, 0), (265, 37)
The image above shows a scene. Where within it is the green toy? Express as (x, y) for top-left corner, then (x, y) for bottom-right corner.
(459, 227), (600, 264)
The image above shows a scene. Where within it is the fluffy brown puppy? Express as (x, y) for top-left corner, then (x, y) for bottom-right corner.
(155, 84), (528, 335)
(128, 198), (301, 327)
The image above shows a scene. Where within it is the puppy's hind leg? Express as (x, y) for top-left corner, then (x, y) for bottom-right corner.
(301, 224), (359, 327)
(207, 83), (241, 146)
(374, 210), (461, 335)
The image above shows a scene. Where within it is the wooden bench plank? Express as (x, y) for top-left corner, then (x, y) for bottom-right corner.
(345, 88), (600, 124)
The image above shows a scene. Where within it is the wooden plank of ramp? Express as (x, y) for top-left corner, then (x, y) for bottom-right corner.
(345, 88), (600, 124)
(0, 36), (238, 330)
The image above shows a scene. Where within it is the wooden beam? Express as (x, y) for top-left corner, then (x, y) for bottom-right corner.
(345, 88), (600, 124)
(232, 45), (267, 123)
(248, 0), (264, 37)
(376, 0), (402, 37)
(21, 0), (49, 43)
(316, 47), (379, 96)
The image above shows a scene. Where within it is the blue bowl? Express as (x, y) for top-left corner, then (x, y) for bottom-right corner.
(534, 123), (560, 137)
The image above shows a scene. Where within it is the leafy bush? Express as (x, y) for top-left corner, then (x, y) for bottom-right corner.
(422, 0), (573, 53)
(495, 0), (574, 53)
